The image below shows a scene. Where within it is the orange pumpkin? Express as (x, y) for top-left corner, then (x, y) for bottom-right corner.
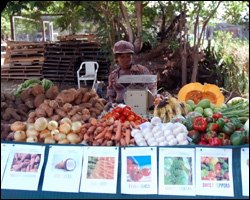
(177, 82), (224, 106)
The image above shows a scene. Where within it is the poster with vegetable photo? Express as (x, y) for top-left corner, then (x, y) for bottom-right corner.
(195, 147), (234, 197)
(121, 147), (157, 194)
(158, 148), (195, 196)
(1, 143), (13, 182)
(1, 144), (45, 191)
(80, 146), (119, 194)
(126, 156), (151, 182)
(241, 148), (249, 196)
(87, 156), (115, 179)
(42, 146), (84, 193)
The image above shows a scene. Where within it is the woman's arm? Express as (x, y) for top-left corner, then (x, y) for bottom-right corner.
(106, 73), (117, 102)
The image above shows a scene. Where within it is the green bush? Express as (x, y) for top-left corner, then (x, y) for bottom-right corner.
(211, 31), (249, 96)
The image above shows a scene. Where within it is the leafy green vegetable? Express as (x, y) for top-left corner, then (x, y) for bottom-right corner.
(41, 78), (53, 91)
(13, 79), (41, 96)
(164, 157), (191, 185)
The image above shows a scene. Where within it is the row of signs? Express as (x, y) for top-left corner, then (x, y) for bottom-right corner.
(1, 143), (249, 197)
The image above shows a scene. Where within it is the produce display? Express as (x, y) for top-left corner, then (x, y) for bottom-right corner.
(1, 79), (249, 147)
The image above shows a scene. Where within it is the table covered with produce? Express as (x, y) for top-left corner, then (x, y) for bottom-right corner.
(1, 79), (249, 199)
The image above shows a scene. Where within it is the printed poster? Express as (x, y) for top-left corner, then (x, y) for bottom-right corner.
(79, 146), (119, 194)
(42, 145), (84, 193)
(241, 147), (249, 196)
(1, 143), (13, 182)
(121, 147), (157, 194)
(1, 144), (45, 191)
(158, 148), (196, 196)
(195, 147), (234, 197)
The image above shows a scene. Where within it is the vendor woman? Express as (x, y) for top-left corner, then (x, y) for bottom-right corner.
(107, 40), (157, 103)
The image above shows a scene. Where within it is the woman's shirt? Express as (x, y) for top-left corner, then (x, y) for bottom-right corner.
(107, 64), (157, 103)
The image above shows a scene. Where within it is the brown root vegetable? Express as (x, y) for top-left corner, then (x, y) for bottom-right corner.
(34, 93), (46, 108)
(27, 117), (35, 123)
(35, 108), (47, 118)
(4, 93), (15, 101)
(94, 102), (104, 111)
(67, 106), (81, 116)
(89, 89), (98, 98)
(16, 103), (29, 113)
(45, 85), (59, 100)
(20, 88), (33, 102)
(1, 123), (11, 140)
(28, 111), (36, 118)
(74, 89), (84, 105)
(82, 114), (90, 122)
(55, 88), (77, 105)
(50, 115), (61, 121)
(81, 102), (92, 109)
(71, 114), (83, 122)
(48, 100), (59, 109)
(25, 97), (35, 109)
(82, 92), (91, 103)
(62, 103), (73, 113)
(89, 107), (102, 116)
(5, 108), (21, 121)
(1, 102), (8, 109)
(2, 112), (11, 121)
(55, 109), (67, 118)
(31, 84), (44, 96)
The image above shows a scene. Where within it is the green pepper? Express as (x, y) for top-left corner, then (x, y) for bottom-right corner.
(184, 117), (194, 131)
(188, 130), (200, 143)
(229, 118), (243, 130)
(222, 122), (236, 135)
(216, 118), (225, 130)
(230, 130), (247, 146)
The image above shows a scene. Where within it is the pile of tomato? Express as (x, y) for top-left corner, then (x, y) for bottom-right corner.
(102, 105), (147, 125)
(127, 158), (151, 182)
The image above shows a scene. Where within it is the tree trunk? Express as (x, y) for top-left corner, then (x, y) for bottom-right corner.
(134, 1), (143, 53)
(119, 1), (134, 43)
(191, 51), (200, 82)
(181, 26), (188, 85)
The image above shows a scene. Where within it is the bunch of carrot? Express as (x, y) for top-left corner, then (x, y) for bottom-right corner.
(79, 117), (140, 146)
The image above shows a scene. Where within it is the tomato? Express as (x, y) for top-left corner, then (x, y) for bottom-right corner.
(124, 105), (131, 110)
(127, 114), (136, 122)
(127, 163), (139, 174)
(120, 115), (126, 123)
(113, 107), (123, 114)
(136, 115), (142, 120)
(130, 170), (143, 182)
(122, 108), (131, 117)
(111, 112), (120, 120)
(141, 168), (151, 176)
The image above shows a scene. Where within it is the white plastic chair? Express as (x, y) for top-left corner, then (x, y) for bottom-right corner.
(77, 61), (99, 89)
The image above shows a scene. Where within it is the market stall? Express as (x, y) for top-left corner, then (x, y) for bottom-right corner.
(1, 79), (249, 199)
